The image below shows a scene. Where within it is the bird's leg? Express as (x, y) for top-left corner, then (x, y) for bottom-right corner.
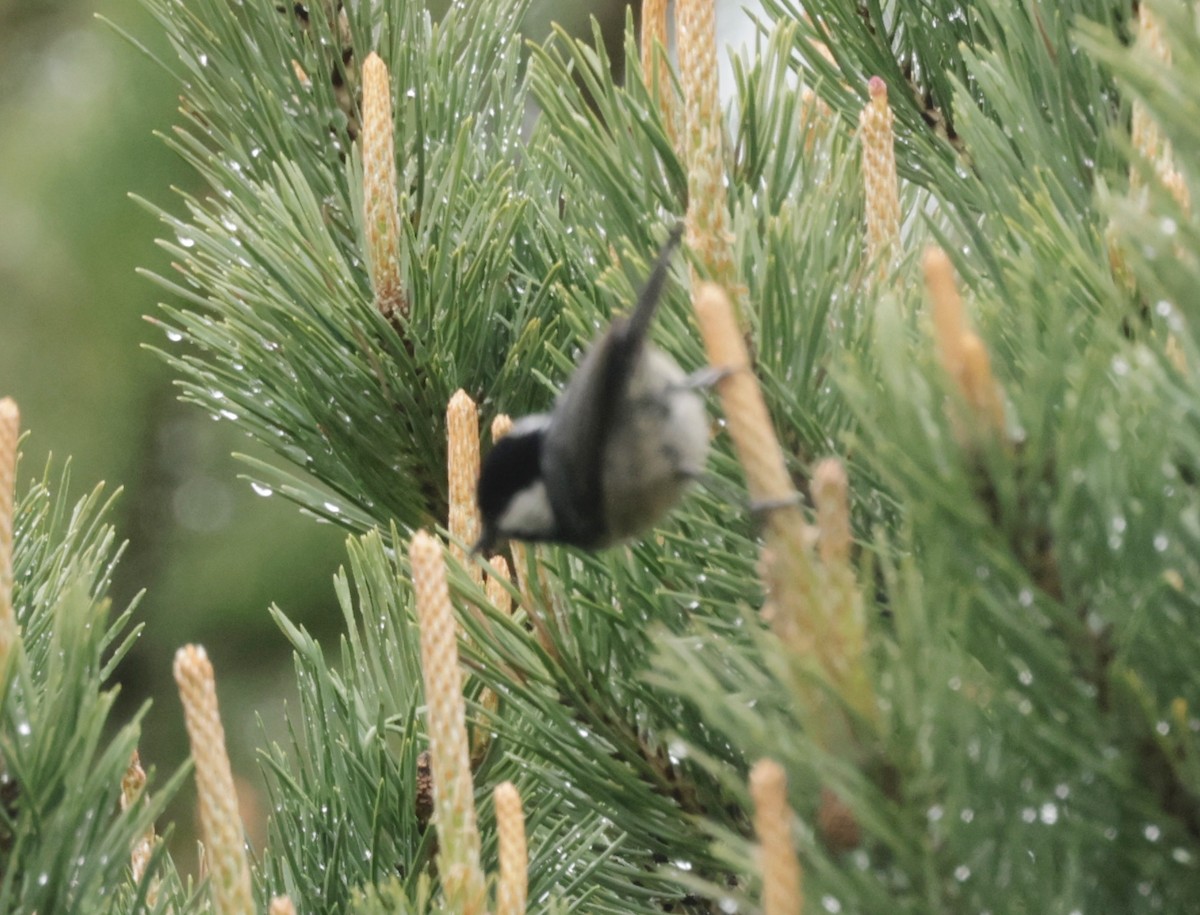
(749, 493), (803, 517)
(676, 364), (739, 391)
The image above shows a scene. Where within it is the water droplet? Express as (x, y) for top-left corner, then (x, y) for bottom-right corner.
(954, 864), (971, 881)
(250, 482), (273, 497)
(1040, 802), (1059, 825)
(1145, 824), (1161, 842)
(1154, 533), (1169, 552)
(821, 896), (842, 914)
(1109, 514), (1127, 550)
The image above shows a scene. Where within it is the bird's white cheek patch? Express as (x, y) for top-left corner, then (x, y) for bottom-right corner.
(497, 481), (555, 538)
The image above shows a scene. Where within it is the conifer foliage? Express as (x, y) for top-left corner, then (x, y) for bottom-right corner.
(4, 0), (1200, 912)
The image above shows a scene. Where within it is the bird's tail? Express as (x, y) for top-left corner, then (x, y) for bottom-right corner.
(625, 223), (684, 346)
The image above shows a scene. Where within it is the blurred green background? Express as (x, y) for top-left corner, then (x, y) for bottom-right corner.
(0, 0), (659, 856)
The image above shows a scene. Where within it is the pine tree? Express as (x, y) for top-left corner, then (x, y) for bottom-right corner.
(5, 0), (1200, 911)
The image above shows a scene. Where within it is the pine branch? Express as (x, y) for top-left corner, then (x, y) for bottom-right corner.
(0, 444), (192, 913)
(141, 0), (541, 536)
(124, 0), (1200, 911)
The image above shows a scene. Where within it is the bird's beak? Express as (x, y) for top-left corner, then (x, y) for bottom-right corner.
(470, 527), (495, 557)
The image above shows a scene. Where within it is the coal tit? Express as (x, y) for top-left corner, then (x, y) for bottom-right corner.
(474, 227), (709, 552)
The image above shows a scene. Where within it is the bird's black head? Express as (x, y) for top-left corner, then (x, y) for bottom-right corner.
(474, 416), (555, 553)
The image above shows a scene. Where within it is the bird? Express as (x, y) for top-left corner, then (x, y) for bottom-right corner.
(474, 226), (710, 552)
